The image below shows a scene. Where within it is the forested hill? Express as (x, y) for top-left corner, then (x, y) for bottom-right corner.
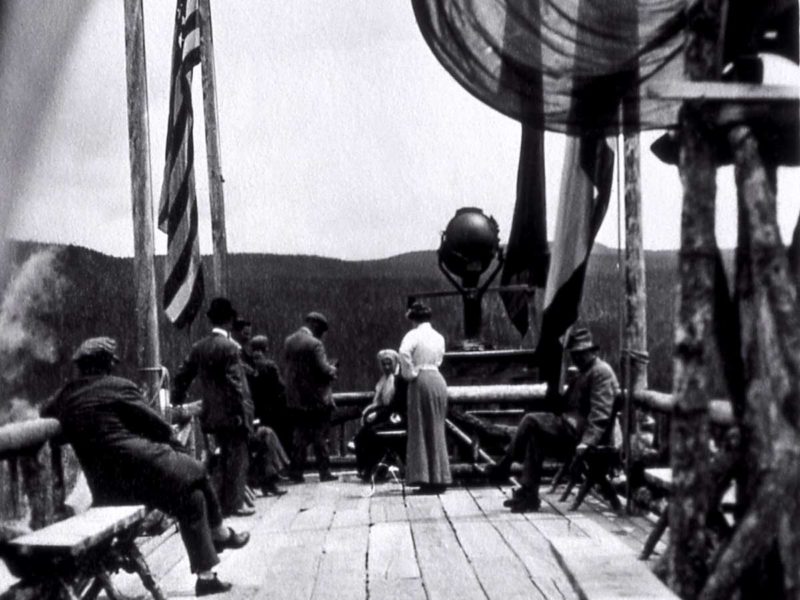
(0, 239), (693, 417)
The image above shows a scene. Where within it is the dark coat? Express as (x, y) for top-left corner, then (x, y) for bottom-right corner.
(172, 331), (254, 433)
(562, 357), (621, 447)
(248, 359), (287, 427)
(282, 327), (337, 411)
(41, 375), (207, 508)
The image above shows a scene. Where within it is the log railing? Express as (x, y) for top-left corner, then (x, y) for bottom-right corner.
(0, 387), (729, 535)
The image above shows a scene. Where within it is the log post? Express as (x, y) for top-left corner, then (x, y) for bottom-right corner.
(123, 0), (163, 407)
(667, 0), (726, 595)
(198, 0), (229, 297)
(623, 132), (648, 511)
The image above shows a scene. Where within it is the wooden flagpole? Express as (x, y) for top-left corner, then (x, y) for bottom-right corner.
(123, 0), (163, 408)
(198, 0), (229, 298)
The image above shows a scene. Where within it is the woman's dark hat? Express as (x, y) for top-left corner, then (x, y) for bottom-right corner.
(405, 300), (432, 321)
(565, 328), (599, 353)
(207, 297), (237, 322)
(72, 337), (120, 363)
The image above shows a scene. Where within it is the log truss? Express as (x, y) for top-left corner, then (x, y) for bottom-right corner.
(665, 1), (800, 598)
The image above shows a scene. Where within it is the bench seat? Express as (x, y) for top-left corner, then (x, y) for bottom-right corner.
(1, 505), (165, 600)
(6, 506), (146, 559)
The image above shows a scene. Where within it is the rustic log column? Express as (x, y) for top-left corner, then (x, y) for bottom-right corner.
(198, 0), (229, 297)
(698, 123), (800, 600)
(123, 0), (163, 407)
(624, 134), (648, 394)
(667, 1), (725, 595)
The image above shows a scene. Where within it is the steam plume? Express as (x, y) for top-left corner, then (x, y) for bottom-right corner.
(0, 248), (68, 386)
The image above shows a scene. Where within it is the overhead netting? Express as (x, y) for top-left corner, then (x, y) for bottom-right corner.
(411, 0), (689, 134)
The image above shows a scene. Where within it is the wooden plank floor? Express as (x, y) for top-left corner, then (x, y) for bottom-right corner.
(104, 472), (668, 599)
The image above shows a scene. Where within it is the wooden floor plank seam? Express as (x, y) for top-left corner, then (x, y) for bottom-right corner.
(465, 485), (574, 600)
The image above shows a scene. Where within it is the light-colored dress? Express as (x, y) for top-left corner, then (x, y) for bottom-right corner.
(399, 322), (451, 486)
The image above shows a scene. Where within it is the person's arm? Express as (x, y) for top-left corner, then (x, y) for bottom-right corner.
(115, 382), (175, 442)
(313, 340), (337, 381)
(171, 349), (198, 406)
(398, 331), (417, 381)
(578, 365), (618, 448)
(224, 348), (250, 426)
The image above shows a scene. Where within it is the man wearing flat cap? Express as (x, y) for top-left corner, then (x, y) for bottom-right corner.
(488, 327), (621, 512)
(282, 311), (339, 482)
(42, 337), (249, 596)
(172, 297), (255, 516)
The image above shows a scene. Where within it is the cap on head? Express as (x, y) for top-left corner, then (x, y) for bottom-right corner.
(207, 297), (237, 324)
(405, 300), (432, 322)
(72, 337), (120, 363)
(565, 328), (599, 353)
(305, 311), (329, 332)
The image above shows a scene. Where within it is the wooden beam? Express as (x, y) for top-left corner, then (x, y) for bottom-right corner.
(123, 0), (162, 407)
(646, 81), (799, 101)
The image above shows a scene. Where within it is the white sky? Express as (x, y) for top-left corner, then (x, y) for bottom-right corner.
(5, 1), (800, 259)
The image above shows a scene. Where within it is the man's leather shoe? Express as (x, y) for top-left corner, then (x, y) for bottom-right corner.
(195, 573), (233, 596)
(225, 505), (255, 517)
(319, 472), (338, 482)
(213, 527), (250, 553)
(262, 482), (287, 496)
(509, 497), (541, 513)
(502, 487), (534, 507)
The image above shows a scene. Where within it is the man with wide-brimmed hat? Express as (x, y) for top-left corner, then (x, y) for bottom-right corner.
(42, 337), (250, 596)
(282, 311), (339, 482)
(172, 297), (255, 517)
(487, 327), (621, 512)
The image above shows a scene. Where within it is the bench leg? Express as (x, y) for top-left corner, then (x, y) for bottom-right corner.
(640, 511), (669, 560)
(126, 543), (167, 600)
(596, 475), (622, 512)
(569, 478), (593, 511)
(56, 579), (81, 600)
(78, 576), (104, 600)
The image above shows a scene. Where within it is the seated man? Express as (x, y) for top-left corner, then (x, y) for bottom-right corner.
(41, 337), (250, 597)
(487, 328), (621, 512)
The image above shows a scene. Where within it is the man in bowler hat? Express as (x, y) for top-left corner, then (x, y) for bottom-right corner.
(487, 327), (621, 512)
(283, 311), (339, 482)
(173, 297), (256, 516)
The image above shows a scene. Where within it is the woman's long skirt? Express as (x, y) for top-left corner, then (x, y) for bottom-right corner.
(405, 370), (451, 485)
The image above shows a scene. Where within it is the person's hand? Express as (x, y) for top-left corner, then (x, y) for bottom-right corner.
(575, 443), (589, 456)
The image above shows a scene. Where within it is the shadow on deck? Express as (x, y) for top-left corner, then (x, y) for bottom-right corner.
(107, 472), (673, 600)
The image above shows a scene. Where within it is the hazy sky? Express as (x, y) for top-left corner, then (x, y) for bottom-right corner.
(4, 2), (800, 259)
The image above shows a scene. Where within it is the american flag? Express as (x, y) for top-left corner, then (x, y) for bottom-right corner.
(158, 0), (204, 329)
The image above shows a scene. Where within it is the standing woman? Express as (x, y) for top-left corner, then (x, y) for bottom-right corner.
(399, 301), (451, 494)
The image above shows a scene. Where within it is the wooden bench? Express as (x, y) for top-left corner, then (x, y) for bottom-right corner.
(639, 468), (735, 560)
(0, 505), (165, 600)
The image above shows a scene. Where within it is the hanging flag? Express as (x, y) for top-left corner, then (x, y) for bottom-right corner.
(158, 0), (204, 329)
(535, 134), (614, 393)
(500, 124), (549, 336)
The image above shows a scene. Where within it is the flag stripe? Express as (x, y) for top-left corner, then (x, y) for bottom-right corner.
(158, 0), (204, 329)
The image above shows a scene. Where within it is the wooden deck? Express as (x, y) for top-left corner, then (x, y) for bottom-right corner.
(106, 472), (669, 600)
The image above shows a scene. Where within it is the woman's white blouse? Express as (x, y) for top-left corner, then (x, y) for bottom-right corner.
(398, 322), (445, 380)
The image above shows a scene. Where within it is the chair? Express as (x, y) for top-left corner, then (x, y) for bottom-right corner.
(368, 429), (406, 496)
(560, 395), (624, 512)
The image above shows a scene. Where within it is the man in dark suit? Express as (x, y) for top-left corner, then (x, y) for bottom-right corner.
(42, 337), (249, 597)
(283, 312), (339, 482)
(488, 328), (621, 512)
(172, 297), (255, 516)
